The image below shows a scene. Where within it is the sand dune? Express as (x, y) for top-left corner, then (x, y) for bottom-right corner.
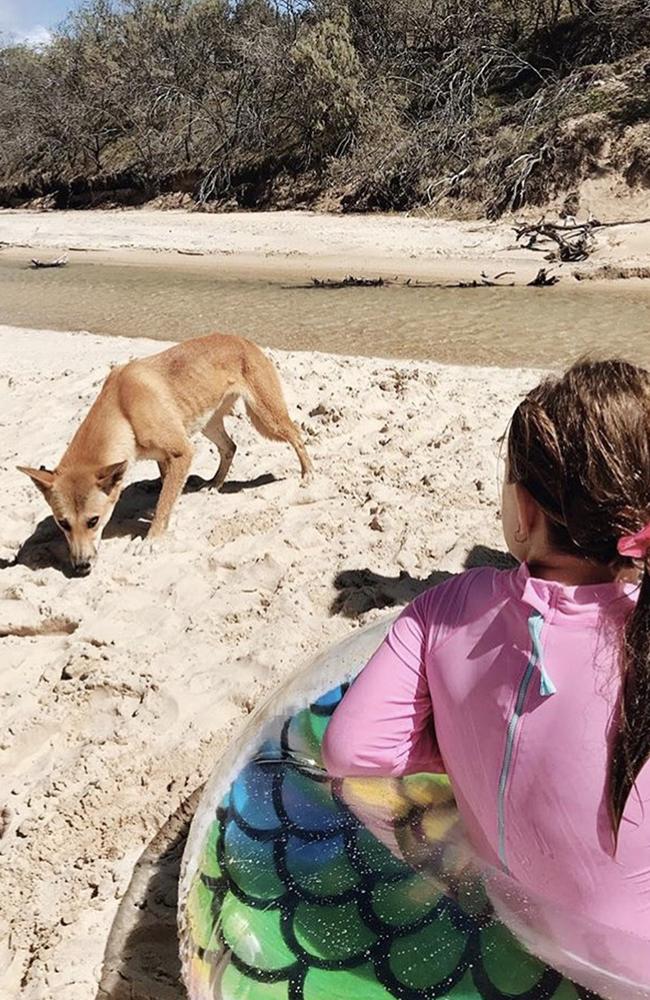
(0, 324), (536, 999)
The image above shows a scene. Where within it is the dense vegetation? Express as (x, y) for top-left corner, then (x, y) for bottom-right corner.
(0, 0), (648, 215)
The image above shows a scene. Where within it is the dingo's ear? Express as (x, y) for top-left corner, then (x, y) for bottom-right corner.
(96, 461), (128, 495)
(17, 466), (56, 495)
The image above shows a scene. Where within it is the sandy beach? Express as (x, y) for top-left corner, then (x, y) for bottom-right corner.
(1, 0), (649, 978)
(0, 206), (647, 1000)
(2, 0), (649, 984)
(2, 207), (649, 282)
(0, 320), (537, 1000)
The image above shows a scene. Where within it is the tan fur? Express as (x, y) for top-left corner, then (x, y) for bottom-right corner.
(18, 333), (312, 574)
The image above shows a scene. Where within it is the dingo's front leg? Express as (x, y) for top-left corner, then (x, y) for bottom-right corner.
(148, 447), (193, 538)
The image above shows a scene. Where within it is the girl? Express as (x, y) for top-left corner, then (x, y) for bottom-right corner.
(322, 360), (650, 994)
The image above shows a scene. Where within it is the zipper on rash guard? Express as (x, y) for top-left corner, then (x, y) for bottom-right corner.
(496, 610), (554, 871)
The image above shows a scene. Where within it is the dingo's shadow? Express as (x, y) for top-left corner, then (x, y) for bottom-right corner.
(331, 545), (517, 617)
(1, 473), (279, 576)
(0, 481), (161, 576)
(94, 787), (201, 1000)
(0, 515), (77, 576)
(185, 471), (277, 494)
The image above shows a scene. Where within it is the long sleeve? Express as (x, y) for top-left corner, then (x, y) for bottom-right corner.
(322, 594), (444, 777)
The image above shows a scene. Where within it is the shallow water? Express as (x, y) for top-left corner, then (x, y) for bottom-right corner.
(1, 255), (649, 366)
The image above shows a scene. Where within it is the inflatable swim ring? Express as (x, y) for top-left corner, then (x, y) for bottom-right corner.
(178, 618), (595, 1000)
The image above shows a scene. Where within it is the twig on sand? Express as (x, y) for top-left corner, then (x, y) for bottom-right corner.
(30, 253), (69, 269)
(528, 267), (559, 287)
(177, 249), (205, 256)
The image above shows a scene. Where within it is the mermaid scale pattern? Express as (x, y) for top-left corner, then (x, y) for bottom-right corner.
(182, 682), (596, 1000)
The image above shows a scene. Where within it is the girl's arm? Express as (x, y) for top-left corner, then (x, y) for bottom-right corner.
(322, 595), (444, 777)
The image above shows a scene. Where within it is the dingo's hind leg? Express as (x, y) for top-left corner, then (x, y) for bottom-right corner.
(202, 397), (237, 491)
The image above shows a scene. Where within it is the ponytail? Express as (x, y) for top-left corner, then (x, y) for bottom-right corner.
(610, 563), (650, 838)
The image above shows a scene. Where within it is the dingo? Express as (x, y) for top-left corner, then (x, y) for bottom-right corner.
(18, 333), (312, 575)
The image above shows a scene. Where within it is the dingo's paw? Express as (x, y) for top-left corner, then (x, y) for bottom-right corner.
(300, 469), (315, 487)
(127, 535), (159, 559)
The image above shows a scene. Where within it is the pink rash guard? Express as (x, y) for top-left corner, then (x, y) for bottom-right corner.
(322, 563), (650, 990)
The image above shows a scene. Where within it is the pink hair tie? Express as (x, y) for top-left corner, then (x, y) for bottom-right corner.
(617, 523), (650, 560)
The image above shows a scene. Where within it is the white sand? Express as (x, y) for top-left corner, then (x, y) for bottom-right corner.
(0, 323), (540, 999)
(1, 208), (510, 258)
(1, 207), (648, 281)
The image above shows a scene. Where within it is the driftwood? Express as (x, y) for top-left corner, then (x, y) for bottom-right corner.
(514, 216), (650, 263)
(313, 272), (517, 289)
(285, 269), (557, 291)
(514, 220), (594, 261)
(447, 269), (558, 288)
(311, 275), (388, 288)
(282, 275), (392, 289)
(30, 253), (69, 269)
(453, 270), (516, 288)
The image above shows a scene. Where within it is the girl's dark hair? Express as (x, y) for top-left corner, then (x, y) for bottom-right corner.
(507, 359), (650, 838)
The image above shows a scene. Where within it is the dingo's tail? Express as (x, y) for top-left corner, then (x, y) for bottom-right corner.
(242, 349), (312, 479)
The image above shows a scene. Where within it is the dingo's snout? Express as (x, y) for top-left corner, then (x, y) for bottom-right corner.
(71, 557), (93, 577)
(68, 539), (98, 576)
